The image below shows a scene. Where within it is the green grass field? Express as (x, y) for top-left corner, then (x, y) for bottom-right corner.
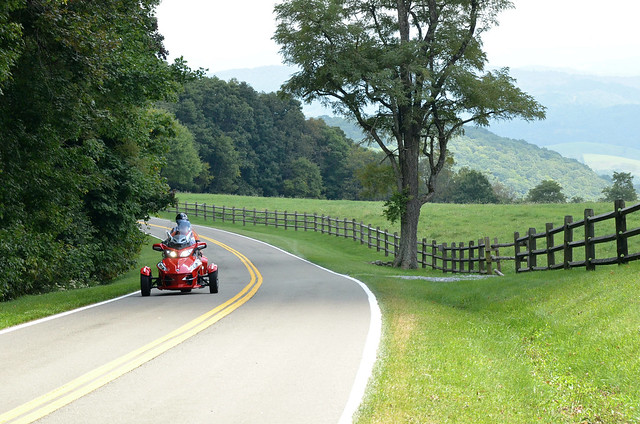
(3, 196), (640, 423)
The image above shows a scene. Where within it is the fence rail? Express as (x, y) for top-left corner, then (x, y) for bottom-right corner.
(170, 199), (640, 275)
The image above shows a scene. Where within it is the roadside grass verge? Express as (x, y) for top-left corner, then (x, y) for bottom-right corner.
(0, 236), (156, 330)
(3, 197), (640, 423)
(166, 209), (640, 423)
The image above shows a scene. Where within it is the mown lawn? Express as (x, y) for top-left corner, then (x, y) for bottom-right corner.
(168, 195), (640, 423)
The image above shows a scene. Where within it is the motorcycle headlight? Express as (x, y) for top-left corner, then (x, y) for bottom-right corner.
(180, 248), (194, 258)
(166, 250), (178, 258)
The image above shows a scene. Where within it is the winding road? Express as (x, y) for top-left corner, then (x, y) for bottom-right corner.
(0, 217), (380, 423)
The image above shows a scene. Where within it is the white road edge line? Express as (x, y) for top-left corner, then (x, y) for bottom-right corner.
(0, 292), (139, 336)
(0, 234), (164, 337)
(196, 224), (382, 424)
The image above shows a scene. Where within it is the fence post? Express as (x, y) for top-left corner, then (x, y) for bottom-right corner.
(451, 242), (457, 273)
(527, 228), (536, 271)
(442, 242), (448, 273)
(485, 236), (493, 275)
(384, 232), (389, 257)
(615, 199), (628, 265)
(563, 215), (573, 269)
(494, 237), (502, 274)
(393, 232), (398, 257)
(459, 242), (465, 273)
(421, 238), (427, 268)
(477, 239), (484, 274)
(431, 240), (437, 270)
(203, 203), (207, 221)
(545, 223), (555, 269)
(242, 207), (246, 226)
(514, 232), (521, 272)
(469, 240), (475, 272)
(584, 209), (595, 271)
(376, 227), (381, 252)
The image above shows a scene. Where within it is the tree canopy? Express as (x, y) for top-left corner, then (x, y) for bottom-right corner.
(274, 0), (545, 268)
(165, 77), (380, 199)
(601, 172), (638, 203)
(0, 0), (185, 300)
(526, 180), (567, 203)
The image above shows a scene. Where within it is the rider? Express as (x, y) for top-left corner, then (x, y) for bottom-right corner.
(169, 212), (208, 283)
(171, 213), (200, 243)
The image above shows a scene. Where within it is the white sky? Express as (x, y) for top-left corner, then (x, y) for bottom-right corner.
(155, 0), (640, 76)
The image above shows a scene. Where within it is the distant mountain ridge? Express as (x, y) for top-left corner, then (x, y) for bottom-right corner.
(449, 127), (609, 200)
(212, 65), (638, 190)
(314, 116), (610, 200)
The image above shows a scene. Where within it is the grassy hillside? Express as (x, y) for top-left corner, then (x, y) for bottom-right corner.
(174, 193), (618, 245)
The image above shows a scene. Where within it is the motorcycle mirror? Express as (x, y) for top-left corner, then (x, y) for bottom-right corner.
(152, 243), (164, 252)
(196, 242), (207, 250)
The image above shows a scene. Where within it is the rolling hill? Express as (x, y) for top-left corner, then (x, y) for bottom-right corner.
(212, 66), (629, 200)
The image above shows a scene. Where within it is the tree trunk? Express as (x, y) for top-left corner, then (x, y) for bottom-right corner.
(393, 130), (421, 269)
(394, 195), (421, 268)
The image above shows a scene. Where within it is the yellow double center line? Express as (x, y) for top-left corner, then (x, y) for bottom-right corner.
(0, 231), (262, 424)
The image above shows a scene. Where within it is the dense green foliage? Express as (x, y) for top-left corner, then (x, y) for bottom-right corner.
(0, 0), (182, 300)
(164, 77), (380, 199)
(526, 180), (567, 203)
(601, 171), (638, 202)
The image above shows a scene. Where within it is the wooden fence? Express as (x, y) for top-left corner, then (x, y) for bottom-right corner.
(513, 199), (640, 272)
(170, 199), (640, 275)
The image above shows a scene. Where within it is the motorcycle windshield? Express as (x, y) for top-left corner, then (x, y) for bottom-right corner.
(164, 232), (195, 249)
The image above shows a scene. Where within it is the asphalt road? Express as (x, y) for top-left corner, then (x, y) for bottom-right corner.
(0, 217), (380, 424)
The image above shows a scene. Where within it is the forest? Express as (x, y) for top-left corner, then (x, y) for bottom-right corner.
(0, 0), (182, 300)
(160, 77), (381, 200)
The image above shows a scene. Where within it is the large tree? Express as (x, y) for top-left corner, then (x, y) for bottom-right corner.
(526, 180), (566, 203)
(601, 171), (638, 203)
(274, 0), (545, 268)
